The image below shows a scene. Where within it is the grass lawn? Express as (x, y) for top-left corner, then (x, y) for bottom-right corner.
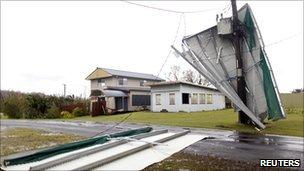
(72, 108), (303, 137)
(0, 127), (84, 156)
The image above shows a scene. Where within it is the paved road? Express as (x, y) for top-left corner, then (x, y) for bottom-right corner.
(1, 120), (303, 169)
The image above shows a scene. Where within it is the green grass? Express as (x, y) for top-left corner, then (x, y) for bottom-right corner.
(0, 128), (84, 156)
(0, 113), (8, 119)
(281, 93), (303, 108)
(73, 108), (304, 137)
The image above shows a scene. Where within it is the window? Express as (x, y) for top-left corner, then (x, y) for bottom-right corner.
(207, 94), (213, 104)
(97, 79), (106, 87)
(123, 78), (127, 85)
(199, 93), (206, 104)
(169, 93), (175, 105)
(140, 80), (147, 86)
(191, 93), (198, 104)
(118, 78), (127, 85)
(132, 95), (150, 106)
(182, 93), (189, 104)
(118, 78), (123, 85)
(155, 94), (161, 105)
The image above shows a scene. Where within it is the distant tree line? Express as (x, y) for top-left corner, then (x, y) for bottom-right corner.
(0, 90), (90, 119)
(291, 89), (304, 93)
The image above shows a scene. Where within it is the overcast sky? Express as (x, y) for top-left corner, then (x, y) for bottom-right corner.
(1, 1), (303, 97)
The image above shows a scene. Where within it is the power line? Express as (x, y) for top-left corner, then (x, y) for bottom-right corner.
(264, 33), (300, 47)
(91, 113), (133, 137)
(221, 2), (232, 14)
(156, 14), (183, 77)
(121, 0), (217, 14)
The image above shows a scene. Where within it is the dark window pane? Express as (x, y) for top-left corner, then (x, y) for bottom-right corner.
(132, 95), (151, 106)
(118, 78), (123, 85)
(182, 93), (189, 104)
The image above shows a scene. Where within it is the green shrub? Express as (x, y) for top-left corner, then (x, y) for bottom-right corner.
(1, 90), (90, 119)
(61, 111), (74, 119)
(26, 94), (50, 117)
(46, 104), (61, 119)
(72, 107), (86, 117)
(24, 107), (41, 119)
(2, 97), (22, 119)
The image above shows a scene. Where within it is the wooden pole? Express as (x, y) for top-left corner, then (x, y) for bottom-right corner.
(63, 84), (66, 97)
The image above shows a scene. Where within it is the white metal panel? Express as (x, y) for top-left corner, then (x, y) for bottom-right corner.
(94, 133), (205, 171)
(2, 133), (206, 171)
(175, 42), (265, 128)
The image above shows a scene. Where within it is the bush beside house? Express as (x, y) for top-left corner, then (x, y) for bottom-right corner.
(0, 90), (89, 119)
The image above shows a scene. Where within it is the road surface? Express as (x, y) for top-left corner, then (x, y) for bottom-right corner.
(1, 119), (303, 169)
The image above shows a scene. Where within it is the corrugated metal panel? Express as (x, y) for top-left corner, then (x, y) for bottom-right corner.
(179, 4), (270, 129)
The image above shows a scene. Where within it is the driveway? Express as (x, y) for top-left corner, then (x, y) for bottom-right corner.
(1, 119), (303, 169)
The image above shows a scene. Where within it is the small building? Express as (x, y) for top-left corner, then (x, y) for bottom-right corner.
(86, 67), (164, 115)
(150, 81), (225, 112)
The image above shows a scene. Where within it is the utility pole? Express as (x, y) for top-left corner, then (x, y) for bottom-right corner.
(63, 84), (66, 97)
(230, 0), (251, 124)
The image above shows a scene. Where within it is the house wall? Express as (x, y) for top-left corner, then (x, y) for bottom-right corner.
(151, 84), (181, 112)
(90, 77), (116, 90)
(151, 84), (225, 112)
(91, 77), (159, 90)
(179, 84), (225, 112)
(86, 68), (112, 80)
(106, 97), (115, 110)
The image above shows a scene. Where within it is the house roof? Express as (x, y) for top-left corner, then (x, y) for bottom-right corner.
(106, 86), (151, 92)
(90, 86), (150, 97)
(149, 81), (219, 92)
(86, 67), (164, 81)
(102, 90), (128, 97)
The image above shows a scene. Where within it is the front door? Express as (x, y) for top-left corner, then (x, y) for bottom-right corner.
(115, 97), (123, 110)
(123, 97), (128, 111)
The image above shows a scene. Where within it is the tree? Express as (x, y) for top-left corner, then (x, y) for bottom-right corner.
(26, 94), (50, 118)
(167, 65), (182, 81)
(167, 65), (210, 86)
(2, 96), (22, 118)
(182, 69), (196, 83)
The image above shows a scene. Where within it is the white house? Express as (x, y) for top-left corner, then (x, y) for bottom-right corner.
(150, 81), (225, 112)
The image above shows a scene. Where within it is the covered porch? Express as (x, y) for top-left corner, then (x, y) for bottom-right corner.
(90, 89), (129, 115)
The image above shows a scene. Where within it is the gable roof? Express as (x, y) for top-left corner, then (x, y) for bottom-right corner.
(86, 67), (164, 81)
(149, 81), (219, 92)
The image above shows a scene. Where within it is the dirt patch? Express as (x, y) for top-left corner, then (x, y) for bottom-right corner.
(144, 152), (294, 171)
